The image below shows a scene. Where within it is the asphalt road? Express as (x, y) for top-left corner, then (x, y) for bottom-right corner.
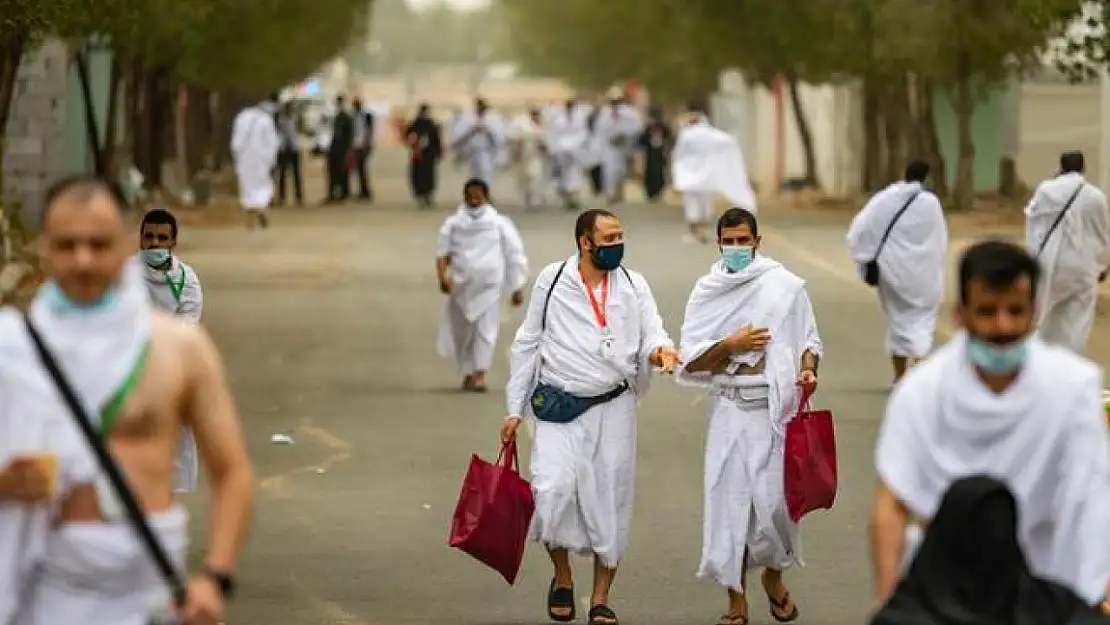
(174, 149), (1110, 625)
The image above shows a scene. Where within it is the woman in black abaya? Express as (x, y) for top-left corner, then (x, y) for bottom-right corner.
(871, 476), (1107, 625)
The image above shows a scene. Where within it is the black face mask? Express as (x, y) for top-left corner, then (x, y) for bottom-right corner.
(588, 240), (625, 272)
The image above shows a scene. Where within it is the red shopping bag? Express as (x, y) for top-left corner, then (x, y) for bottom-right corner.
(448, 439), (535, 585)
(783, 391), (838, 522)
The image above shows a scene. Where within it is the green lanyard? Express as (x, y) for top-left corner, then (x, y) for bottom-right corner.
(165, 268), (186, 305)
(99, 341), (152, 437)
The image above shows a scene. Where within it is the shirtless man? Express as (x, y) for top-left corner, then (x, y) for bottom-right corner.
(0, 176), (253, 625)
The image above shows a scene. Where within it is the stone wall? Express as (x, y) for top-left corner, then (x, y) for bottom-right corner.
(2, 39), (70, 227)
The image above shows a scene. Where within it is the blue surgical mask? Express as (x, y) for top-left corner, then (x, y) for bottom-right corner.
(967, 336), (1030, 374)
(39, 281), (121, 314)
(140, 248), (171, 267)
(590, 243), (625, 272)
(722, 245), (754, 272)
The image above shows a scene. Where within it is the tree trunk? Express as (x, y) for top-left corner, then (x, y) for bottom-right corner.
(184, 86), (213, 176)
(128, 59), (150, 182)
(785, 73), (819, 189)
(917, 79), (948, 198)
(144, 68), (169, 188)
(74, 49), (106, 177)
(102, 54), (121, 180)
(862, 78), (883, 192)
(953, 50), (975, 211)
(0, 36), (25, 155)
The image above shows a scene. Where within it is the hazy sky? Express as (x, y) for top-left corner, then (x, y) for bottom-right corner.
(406, 0), (490, 10)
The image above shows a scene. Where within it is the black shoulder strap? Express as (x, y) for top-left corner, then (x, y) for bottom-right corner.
(1037, 183), (1084, 256)
(541, 261), (568, 331)
(541, 263), (632, 331)
(20, 314), (188, 608)
(872, 191), (921, 262)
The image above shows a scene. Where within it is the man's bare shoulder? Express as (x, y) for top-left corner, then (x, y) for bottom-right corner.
(150, 310), (216, 360)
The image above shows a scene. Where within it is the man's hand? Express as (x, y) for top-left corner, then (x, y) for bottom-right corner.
(439, 278), (451, 294)
(1100, 271), (1107, 284)
(0, 455), (55, 503)
(178, 575), (225, 625)
(500, 416), (522, 443)
(649, 346), (681, 373)
(797, 369), (818, 396)
(725, 324), (771, 353)
(510, 289), (525, 307)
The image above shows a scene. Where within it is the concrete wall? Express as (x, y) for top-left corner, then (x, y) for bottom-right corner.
(2, 39), (70, 225)
(1016, 82), (1099, 186)
(933, 86), (1008, 191)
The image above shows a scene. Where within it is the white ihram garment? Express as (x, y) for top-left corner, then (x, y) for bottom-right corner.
(230, 103), (280, 211)
(452, 111), (507, 185)
(139, 255), (202, 494)
(672, 120), (757, 218)
(508, 116), (547, 207)
(594, 104), (641, 200)
(1025, 172), (1110, 354)
(875, 333), (1110, 605)
(436, 205), (528, 375)
(506, 257), (673, 567)
(678, 257), (822, 590)
(547, 104), (593, 194)
(1, 261), (190, 624)
(847, 181), (947, 358)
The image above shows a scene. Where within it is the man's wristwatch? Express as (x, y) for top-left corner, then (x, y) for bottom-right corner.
(203, 566), (237, 599)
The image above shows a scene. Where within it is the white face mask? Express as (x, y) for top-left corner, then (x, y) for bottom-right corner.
(141, 248), (171, 267)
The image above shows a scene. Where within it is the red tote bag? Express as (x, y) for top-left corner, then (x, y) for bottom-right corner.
(783, 391), (838, 522)
(448, 439), (535, 585)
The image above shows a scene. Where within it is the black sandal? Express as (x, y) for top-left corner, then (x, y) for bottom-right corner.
(547, 578), (576, 622)
(588, 604), (618, 625)
(767, 591), (799, 623)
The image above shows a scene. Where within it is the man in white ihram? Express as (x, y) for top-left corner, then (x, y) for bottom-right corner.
(547, 98), (593, 211)
(869, 240), (1110, 612)
(847, 160), (947, 384)
(137, 208), (204, 495)
(500, 208), (680, 625)
(593, 87), (641, 206)
(435, 178), (529, 393)
(451, 98), (507, 185)
(678, 208), (820, 625)
(507, 107), (548, 211)
(0, 176), (254, 625)
(231, 93), (280, 230)
(1024, 150), (1110, 355)
(672, 103), (757, 244)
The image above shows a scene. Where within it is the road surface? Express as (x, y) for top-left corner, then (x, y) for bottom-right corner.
(175, 150), (1110, 625)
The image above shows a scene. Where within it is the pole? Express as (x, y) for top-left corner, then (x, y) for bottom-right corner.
(1100, 64), (1110, 190)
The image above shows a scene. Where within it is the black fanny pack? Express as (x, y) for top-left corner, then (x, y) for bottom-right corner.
(530, 382), (629, 424)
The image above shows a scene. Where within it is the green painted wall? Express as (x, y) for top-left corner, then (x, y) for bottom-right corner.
(932, 84), (1012, 192)
(63, 46), (116, 174)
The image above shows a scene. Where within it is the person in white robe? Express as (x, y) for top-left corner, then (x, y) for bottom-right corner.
(671, 105), (757, 244)
(678, 208), (821, 625)
(847, 160), (948, 384)
(500, 208), (680, 625)
(1024, 150), (1110, 355)
(451, 98), (507, 186)
(137, 208), (202, 495)
(593, 88), (642, 206)
(508, 108), (548, 211)
(436, 178), (529, 392)
(869, 240), (1110, 612)
(547, 99), (593, 211)
(230, 94), (281, 230)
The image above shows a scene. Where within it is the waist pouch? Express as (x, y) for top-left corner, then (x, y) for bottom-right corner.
(530, 382), (629, 424)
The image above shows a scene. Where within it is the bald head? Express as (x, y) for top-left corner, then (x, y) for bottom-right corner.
(40, 175), (131, 304)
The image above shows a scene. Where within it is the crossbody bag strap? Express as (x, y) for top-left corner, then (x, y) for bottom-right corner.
(19, 314), (188, 608)
(540, 261), (568, 331)
(872, 191), (921, 263)
(1037, 183), (1084, 256)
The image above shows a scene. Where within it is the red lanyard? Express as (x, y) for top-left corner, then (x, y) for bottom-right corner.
(580, 269), (609, 328)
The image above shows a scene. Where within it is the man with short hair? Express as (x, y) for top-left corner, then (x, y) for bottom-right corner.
(435, 178), (528, 392)
(847, 159), (948, 384)
(325, 95), (354, 204)
(350, 98), (375, 202)
(1025, 150), (1110, 354)
(869, 240), (1110, 611)
(0, 176), (254, 625)
(138, 208), (203, 496)
(593, 87), (642, 206)
(501, 208), (680, 625)
(275, 101), (304, 206)
(230, 93), (280, 230)
(452, 98), (506, 185)
(679, 207), (821, 625)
